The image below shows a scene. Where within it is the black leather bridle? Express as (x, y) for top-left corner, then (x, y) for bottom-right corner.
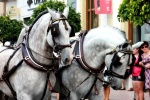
(104, 43), (132, 80)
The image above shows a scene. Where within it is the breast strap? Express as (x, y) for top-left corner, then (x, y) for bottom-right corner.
(73, 30), (104, 74)
(2, 48), (23, 100)
(22, 43), (59, 72)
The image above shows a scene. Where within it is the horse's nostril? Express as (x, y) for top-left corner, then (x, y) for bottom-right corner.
(65, 58), (68, 62)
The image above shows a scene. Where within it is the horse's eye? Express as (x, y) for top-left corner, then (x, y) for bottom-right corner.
(121, 55), (125, 59)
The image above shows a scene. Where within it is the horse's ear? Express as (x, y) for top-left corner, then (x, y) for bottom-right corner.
(47, 7), (56, 19)
(63, 6), (69, 18)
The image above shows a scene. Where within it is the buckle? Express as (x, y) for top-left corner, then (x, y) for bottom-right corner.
(76, 55), (81, 58)
(25, 56), (30, 60)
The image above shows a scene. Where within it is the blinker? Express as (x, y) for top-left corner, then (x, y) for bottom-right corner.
(51, 23), (60, 37)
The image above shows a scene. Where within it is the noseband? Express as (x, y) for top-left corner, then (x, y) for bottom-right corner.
(105, 45), (132, 79)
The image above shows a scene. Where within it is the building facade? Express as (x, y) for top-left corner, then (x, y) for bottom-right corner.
(1, 0), (148, 43)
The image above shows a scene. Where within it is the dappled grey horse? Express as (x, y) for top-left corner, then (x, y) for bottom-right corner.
(55, 26), (132, 100)
(0, 7), (72, 100)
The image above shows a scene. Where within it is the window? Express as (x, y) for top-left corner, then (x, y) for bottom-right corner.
(67, 0), (76, 10)
(86, 0), (99, 30)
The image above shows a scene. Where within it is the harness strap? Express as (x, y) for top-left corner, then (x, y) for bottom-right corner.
(22, 43), (58, 71)
(74, 30), (104, 74)
(3, 78), (17, 100)
(2, 59), (24, 78)
(105, 43), (132, 79)
(40, 71), (50, 100)
(105, 69), (125, 79)
(81, 77), (97, 100)
(1, 47), (23, 99)
(2, 59), (24, 100)
(72, 74), (91, 91)
(94, 84), (99, 95)
(105, 63), (125, 79)
(0, 47), (13, 54)
(3, 48), (19, 72)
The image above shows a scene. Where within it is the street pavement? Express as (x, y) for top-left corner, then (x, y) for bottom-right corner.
(51, 93), (57, 100)
(51, 88), (149, 100)
(109, 88), (149, 100)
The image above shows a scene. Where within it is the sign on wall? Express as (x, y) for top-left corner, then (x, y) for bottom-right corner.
(6, 6), (20, 19)
(67, 0), (76, 10)
(27, 0), (46, 7)
(94, 0), (112, 14)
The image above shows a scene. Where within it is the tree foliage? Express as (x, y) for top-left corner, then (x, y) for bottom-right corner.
(0, 16), (23, 44)
(118, 0), (150, 26)
(28, 0), (81, 32)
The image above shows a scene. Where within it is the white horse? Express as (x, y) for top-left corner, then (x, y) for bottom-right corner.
(56, 26), (132, 100)
(0, 7), (72, 100)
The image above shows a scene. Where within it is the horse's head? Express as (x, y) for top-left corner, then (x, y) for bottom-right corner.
(105, 42), (132, 90)
(46, 7), (73, 66)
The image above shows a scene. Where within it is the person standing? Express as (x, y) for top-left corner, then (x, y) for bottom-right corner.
(103, 85), (110, 100)
(139, 41), (150, 97)
(130, 41), (145, 100)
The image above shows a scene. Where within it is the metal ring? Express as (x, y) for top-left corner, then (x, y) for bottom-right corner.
(25, 56), (30, 60)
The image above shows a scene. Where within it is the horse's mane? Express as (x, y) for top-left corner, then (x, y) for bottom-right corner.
(110, 26), (127, 40)
(13, 10), (51, 49)
(15, 9), (63, 48)
(28, 10), (48, 33)
(85, 26), (128, 48)
(28, 9), (60, 33)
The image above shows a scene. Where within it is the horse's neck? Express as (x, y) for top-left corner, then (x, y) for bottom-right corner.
(82, 34), (122, 69)
(27, 15), (53, 64)
(83, 43), (109, 68)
